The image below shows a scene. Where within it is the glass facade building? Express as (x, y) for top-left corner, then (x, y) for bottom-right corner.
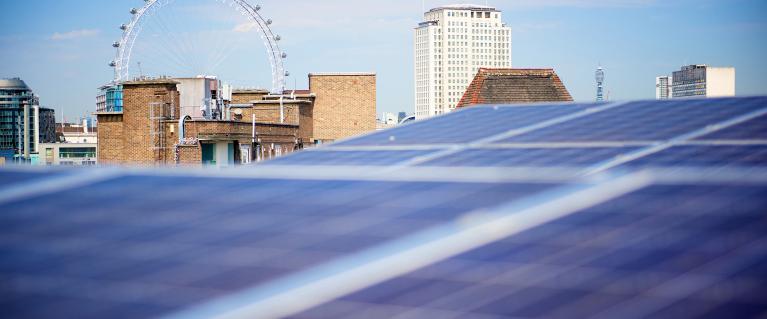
(672, 65), (707, 98)
(97, 84), (124, 113)
(0, 78), (56, 161)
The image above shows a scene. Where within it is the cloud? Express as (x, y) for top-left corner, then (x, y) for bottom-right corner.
(50, 29), (101, 41)
(233, 22), (257, 33)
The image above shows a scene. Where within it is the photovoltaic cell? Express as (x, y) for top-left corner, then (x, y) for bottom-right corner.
(623, 145), (767, 168)
(334, 104), (590, 146)
(500, 97), (767, 143)
(292, 182), (767, 319)
(262, 150), (438, 166)
(0, 173), (556, 319)
(416, 147), (639, 167)
(695, 113), (767, 141)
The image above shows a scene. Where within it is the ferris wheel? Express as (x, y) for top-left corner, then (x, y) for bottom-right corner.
(109, 0), (287, 94)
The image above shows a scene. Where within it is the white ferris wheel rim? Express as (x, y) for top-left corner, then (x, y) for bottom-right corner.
(111, 0), (286, 94)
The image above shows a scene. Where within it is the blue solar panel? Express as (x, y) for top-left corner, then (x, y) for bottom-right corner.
(262, 149), (438, 166)
(622, 144), (767, 168)
(3, 97), (767, 319)
(292, 182), (767, 319)
(0, 172), (556, 319)
(416, 146), (640, 167)
(0, 168), (73, 188)
(334, 104), (590, 146)
(696, 113), (767, 141)
(500, 97), (767, 143)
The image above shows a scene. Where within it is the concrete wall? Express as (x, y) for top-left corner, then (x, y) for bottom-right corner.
(309, 73), (376, 142)
(706, 67), (736, 97)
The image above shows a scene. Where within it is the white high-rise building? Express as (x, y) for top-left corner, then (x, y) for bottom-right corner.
(671, 65), (735, 98)
(656, 65), (735, 100)
(656, 75), (673, 99)
(414, 4), (511, 120)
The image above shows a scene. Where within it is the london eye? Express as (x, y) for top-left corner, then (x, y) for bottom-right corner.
(109, 0), (287, 94)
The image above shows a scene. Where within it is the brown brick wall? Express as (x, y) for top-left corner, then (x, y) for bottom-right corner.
(176, 145), (201, 166)
(99, 80), (302, 166)
(97, 80), (179, 166)
(231, 91), (269, 104)
(309, 74), (376, 142)
(229, 104), (301, 126)
(96, 114), (123, 164)
(298, 104), (314, 143)
(161, 120), (299, 164)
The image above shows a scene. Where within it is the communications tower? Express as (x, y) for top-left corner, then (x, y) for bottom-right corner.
(595, 66), (605, 102)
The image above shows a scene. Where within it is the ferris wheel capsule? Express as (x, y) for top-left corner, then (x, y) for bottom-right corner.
(120, 24), (128, 31)
(130, 8), (138, 15)
(109, 61), (117, 67)
(281, 52), (287, 58)
(255, 4), (261, 11)
(112, 42), (120, 48)
(266, 19), (272, 25)
(274, 35), (281, 41)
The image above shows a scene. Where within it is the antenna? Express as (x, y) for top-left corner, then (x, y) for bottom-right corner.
(137, 61), (144, 78)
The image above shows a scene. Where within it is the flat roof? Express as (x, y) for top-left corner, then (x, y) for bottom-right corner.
(309, 72), (376, 76)
(428, 4), (498, 12)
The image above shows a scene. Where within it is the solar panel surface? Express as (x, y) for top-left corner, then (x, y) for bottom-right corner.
(415, 146), (640, 168)
(622, 144), (767, 168)
(1, 96), (766, 319)
(0, 172), (559, 319)
(500, 97), (767, 143)
(695, 113), (767, 141)
(292, 181), (767, 319)
(333, 103), (595, 146)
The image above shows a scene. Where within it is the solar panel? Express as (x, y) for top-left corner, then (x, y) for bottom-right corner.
(262, 149), (439, 166)
(622, 144), (767, 168)
(0, 171), (559, 319)
(499, 97), (767, 143)
(292, 180), (767, 319)
(415, 146), (640, 168)
(266, 97), (767, 171)
(334, 103), (594, 146)
(695, 113), (767, 141)
(2, 96), (767, 319)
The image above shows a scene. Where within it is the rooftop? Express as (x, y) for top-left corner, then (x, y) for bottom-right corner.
(0, 78), (30, 90)
(458, 68), (574, 107)
(309, 72), (376, 76)
(429, 4), (498, 12)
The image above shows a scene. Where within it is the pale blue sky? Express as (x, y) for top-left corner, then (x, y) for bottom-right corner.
(1, 0), (766, 120)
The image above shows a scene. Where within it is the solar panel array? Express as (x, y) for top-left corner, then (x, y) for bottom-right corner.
(269, 96), (767, 172)
(1, 96), (766, 319)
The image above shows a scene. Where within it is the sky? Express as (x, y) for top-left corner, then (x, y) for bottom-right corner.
(1, 0), (766, 120)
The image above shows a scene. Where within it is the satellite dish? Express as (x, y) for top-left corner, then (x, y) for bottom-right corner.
(234, 109), (243, 115)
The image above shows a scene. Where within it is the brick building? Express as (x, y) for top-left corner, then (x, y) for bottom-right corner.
(230, 73), (377, 145)
(309, 73), (376, 143)
(96, 79), (299, 166)
(457, 68), (573, 108)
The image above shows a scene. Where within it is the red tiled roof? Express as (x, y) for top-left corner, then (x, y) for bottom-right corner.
(457, 68), (573, 108)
